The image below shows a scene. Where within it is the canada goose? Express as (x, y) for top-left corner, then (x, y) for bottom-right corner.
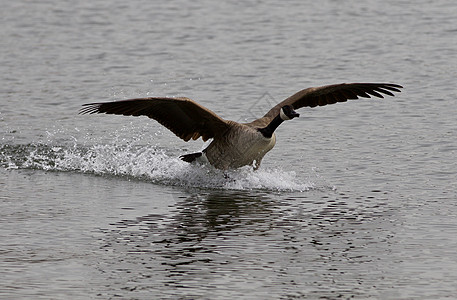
(80, 82), (402, 170)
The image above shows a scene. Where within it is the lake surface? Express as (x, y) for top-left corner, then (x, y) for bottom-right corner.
(1, 0), (456, 299)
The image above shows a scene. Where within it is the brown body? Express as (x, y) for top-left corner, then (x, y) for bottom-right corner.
(204, 122), (276, 170)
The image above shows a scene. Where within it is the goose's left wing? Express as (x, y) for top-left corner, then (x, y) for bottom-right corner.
(261, 83), (403, 122)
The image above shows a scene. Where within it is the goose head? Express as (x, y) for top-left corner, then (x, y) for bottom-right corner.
(279, 105), (300, 121)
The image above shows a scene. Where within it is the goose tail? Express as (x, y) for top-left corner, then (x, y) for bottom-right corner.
(180, 152), (203, 163)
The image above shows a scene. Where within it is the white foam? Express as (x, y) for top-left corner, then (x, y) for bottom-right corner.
(1, 143), (314, 191)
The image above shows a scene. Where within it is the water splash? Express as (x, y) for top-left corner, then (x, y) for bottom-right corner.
(0, 143), (314, 191)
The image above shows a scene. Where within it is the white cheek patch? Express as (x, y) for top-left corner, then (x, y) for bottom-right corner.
(280, 108), (290, 120)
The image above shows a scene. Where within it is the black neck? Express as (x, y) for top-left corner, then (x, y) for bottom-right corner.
(258, 115), (284, 138)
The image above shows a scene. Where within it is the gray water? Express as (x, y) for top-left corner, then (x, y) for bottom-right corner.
(1, 0), (456, 299)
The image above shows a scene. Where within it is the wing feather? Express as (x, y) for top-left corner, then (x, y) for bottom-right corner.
(80, 97), (231, 142)
(261, 83), (403, 121)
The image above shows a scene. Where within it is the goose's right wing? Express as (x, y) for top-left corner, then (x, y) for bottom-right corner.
(80, 97), (231, 142)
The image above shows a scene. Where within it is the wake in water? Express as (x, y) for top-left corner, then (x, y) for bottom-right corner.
(0, 142), (315, 191)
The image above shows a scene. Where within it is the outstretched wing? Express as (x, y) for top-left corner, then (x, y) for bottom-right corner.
(80, 97), (231, 142)
(260, 83), (402, 123)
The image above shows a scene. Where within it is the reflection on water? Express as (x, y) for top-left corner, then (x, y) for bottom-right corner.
(97, 189), (400, 299)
